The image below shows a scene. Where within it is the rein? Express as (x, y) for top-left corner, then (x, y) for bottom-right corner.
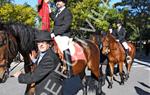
(0, 63), (7, 67)
(105, 36), (118, 51)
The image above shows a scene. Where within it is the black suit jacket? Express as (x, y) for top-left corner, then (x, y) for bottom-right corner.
(50, 8), (72, 37)
(18, 48), (63, 95)
(113, 27), (127, 42)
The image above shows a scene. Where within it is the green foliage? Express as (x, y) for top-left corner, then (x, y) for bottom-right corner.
(68, 0), (123, 32)
(0, 3), (37, 26)
(114, 0), (150, 41)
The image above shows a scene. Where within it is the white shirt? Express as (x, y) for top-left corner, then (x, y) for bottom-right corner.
(32, 52), (46, 65)
(55, 6), (66, 18)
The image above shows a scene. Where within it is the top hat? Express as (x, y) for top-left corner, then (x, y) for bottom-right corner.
(116, 20), (123, 25)
(34, 31), (52, 42)
(54, 0), (67, 3)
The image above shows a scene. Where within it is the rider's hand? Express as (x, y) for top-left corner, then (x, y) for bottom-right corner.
(116, 39), (119, 42)
(51, 33), (55, 38)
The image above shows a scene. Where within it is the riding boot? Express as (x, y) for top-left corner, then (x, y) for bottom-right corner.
(63, 49), (72, 78)
(125, 49), (131, 63)
(125, 49), (129, 56)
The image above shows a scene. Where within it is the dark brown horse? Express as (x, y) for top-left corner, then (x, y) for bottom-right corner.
(52, 35), (105, 95)
(101, 33), (135, 88)
(0, 21), (38, 95)
(0, 30), (18, 82)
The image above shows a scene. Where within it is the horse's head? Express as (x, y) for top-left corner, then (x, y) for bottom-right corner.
(101, 34), (110, 55)
(0, 30), (9, 83)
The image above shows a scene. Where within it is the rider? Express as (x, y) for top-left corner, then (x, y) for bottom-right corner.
(49, 0), (73, 77)
(115, 20), (131, 60)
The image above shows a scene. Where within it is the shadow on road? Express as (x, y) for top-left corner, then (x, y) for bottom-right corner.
(138, 81), (150, 89)
(134, 86), (150, 95)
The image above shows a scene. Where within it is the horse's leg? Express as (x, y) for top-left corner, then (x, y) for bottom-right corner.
(108, 62), (114, 89)
(125, 60), (133, 80)
(23, 54), (35, 95)
(119, 62), (124, 85)
(82, 76), (87, 95)
(100, 63), (107, 86)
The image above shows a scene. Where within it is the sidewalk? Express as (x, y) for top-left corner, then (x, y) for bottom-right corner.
(135, 51), (150, 63)
(134, 51), (150, 67)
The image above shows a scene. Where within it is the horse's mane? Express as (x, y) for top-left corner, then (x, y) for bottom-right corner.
(0, 21), (39, 52)
(107, 33), (118, 44)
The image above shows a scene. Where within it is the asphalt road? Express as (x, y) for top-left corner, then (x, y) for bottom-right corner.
(0, 58), (150, 95)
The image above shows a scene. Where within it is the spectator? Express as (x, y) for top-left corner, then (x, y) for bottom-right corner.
(13, 31), (63, 95)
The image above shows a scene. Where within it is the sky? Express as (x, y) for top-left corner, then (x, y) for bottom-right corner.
(13, 0), (121, 8)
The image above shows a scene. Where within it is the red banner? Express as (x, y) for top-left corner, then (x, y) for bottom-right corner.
(38, 0), (50, 32)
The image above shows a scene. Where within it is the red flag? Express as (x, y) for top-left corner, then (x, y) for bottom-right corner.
(38, 0), (50, 32)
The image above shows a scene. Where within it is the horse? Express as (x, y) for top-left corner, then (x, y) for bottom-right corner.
(101, 33), (136, 88)
(0, 21), (39, 95)
(0, 21), (105, 95)
(0, 30), (18, 82)
(51, 33), (106, 95)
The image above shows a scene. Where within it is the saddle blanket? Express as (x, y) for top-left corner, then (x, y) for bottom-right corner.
(54, 36), (86, 62)
(69, 41), (86, 62)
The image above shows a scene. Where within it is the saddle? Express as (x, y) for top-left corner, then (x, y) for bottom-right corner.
(53, 38), (86, 63)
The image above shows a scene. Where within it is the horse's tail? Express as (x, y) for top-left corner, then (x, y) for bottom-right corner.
(128, 42), (136, 59)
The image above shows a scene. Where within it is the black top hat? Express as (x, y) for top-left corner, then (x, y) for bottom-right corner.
(116, 20), (122, 24)
(54, 0), (67, 3)
(35, 31), (52, 42)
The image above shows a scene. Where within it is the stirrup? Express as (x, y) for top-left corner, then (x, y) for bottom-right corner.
(126, 55), (132, 64)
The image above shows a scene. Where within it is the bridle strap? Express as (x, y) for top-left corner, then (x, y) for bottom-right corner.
(0, 63), (7, 67)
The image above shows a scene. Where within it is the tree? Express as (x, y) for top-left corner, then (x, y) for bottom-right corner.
(0, 0), (13, 6)
(114, 0), (150, 56)
(114, 0), (150, 41)
(0, 3), (37, 26)
(67, 0), (123, 32)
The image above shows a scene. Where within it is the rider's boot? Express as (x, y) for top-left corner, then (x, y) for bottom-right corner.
(125, 49), (131, 63)
(63, 49), (72, 78)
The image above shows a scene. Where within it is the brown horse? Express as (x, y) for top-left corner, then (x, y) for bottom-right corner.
(52, 36), (105, 95)
(0, 21), (39, 95)
(0, 30), (18, 82)
(101, 33), (135, 88)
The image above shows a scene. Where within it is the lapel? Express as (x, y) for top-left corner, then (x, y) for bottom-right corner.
(36, 52), (47, 65)
(55, 8), (66, 19)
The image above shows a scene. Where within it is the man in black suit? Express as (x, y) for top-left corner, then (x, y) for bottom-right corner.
(49, 0), (73, 77)
(49, 1), (83, 95)
(50, 0), (72, 37)
(13, 31), (63, 95)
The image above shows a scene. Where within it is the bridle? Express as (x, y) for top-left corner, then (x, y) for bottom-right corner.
(102, 36), (110, 54)
(0, 30), (9, 70)
(0, 31), (7, 47)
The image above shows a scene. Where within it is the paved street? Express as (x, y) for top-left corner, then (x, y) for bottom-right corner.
(0, 56), (150, 95)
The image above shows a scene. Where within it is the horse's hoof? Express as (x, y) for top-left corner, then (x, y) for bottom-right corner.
(108, 85), (112, 89)
(101, 91), (106, 95)
(101, 80), (105, 86)
(126, 74), (129, 79)
(120, 82), (124, 85)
